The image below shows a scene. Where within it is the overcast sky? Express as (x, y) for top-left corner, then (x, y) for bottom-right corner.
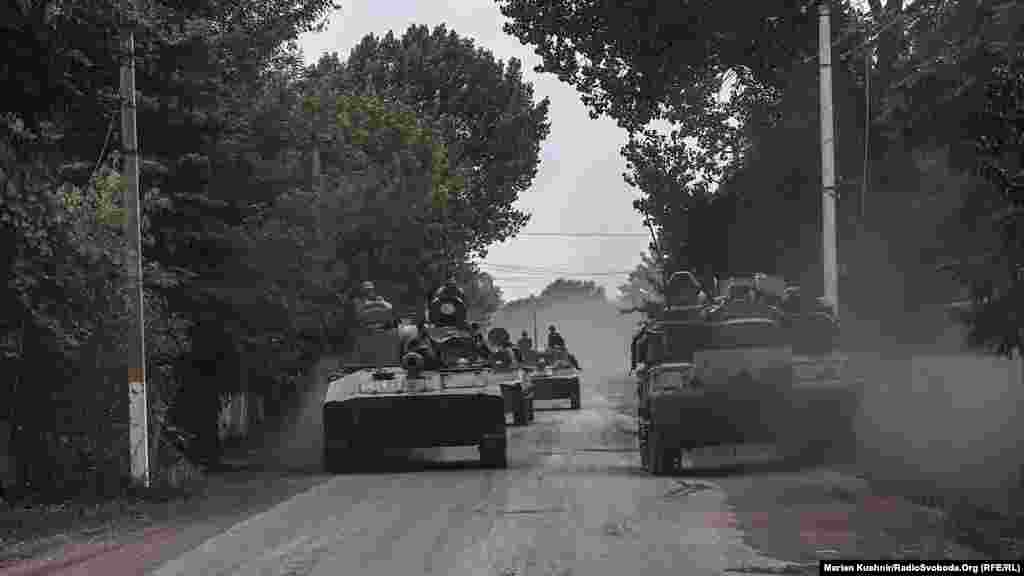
(297, 1), (651, 303)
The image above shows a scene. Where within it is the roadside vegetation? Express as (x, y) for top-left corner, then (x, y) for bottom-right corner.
(2, 1), (549, 504)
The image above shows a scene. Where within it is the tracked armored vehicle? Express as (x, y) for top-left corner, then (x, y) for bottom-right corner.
(527, 347), (582, 410)
(632, 271), (793, 475)
(322, 282), (511, 472)
(632, 270), (859, 474)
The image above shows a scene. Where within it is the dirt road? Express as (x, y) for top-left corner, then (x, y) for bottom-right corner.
(6, 375), (984, 575)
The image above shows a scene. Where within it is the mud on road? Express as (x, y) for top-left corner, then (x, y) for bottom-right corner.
(3, 373), (990, 575)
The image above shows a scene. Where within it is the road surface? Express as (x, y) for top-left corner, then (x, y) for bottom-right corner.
(148, 376), (978, 576)
(4, 375), (982, 575)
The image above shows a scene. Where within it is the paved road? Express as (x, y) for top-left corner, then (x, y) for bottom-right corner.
(3, 375), (982, 575)
(143, 376), (980, 576)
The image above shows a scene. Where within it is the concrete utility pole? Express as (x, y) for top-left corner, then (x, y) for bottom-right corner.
(121, 0), (149, 488)
(819, 0), (839, 317)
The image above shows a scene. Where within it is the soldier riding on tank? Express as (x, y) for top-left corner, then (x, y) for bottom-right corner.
(355, 281), (395, 330)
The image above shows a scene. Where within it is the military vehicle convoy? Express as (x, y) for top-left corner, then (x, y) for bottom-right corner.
(631, 270), (855, 475)
(322, 282), (514, 472)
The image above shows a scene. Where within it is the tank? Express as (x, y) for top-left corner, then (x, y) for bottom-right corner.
(632, 272), (795, 475)
(527, 346), (582, 410)
(321, 282), (511, 473)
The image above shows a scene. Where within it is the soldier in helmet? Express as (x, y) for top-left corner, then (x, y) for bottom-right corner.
(470, 322), (492, 359)
(517, 330), (534, 363)
(517, 331), (533, 353)
(355, 280), (394, 330)
(547, 325), (566, 350)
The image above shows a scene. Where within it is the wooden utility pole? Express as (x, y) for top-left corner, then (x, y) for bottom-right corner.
(819, 0), (839, 317)
(121, 0), (149, 488)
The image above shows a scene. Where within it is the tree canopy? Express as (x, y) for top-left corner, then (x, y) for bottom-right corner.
(340, 24), (552, 258)
(500, 0), (1023, 355)
(1, 6), (550, 496)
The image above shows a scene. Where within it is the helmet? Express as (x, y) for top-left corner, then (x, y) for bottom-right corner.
(430, 281), (467, 326)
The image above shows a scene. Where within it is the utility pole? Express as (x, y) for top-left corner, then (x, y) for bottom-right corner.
(861, 45), (870, 222)
(532, 296), (538, 349)
(819, 0), (839, 317)
(121, 0), (149, 488)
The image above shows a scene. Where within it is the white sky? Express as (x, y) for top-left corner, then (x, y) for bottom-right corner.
(297, 0), (650, 302)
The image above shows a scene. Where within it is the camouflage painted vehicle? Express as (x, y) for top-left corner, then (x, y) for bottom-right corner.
(632, 271), (794, 475)
(322, 283), (511, 473)
(527, 347), (582, 410)
(488, 327), (535, 426)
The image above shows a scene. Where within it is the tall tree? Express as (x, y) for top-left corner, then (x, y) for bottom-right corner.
(540, 278), (607, 301)
(498, 0), (865, 282)
(2, 0), (339, 475)
(884, 0), (1023, 354)
(341, 24), (552, 259)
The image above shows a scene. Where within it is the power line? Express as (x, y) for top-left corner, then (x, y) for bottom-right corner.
(513, 232), (649, 238)
(483, 270), (634, 279)
(479, 262), (635, 276)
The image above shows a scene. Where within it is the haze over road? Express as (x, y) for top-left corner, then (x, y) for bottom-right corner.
(146, 377), (979, 576)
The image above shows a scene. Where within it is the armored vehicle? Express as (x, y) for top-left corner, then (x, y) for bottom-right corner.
(632, 271), (793, 475)
(322, 282), (511, 472)
(778, 284), (855, 460)
(488, 327), (535, 425)
(527, 346), (582, 410)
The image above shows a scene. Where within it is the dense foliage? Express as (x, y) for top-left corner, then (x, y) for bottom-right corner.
(502, 279), (607, 314)
(501, 0), (1022, 354)
(1, 4), (547, 498)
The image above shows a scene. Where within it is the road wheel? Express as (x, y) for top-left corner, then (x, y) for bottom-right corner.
(570, 392), (581, 410)
(479, 437), (508, 469)
(527, 399), (535, 422)
(647, 431), (674, 476)
(324, 440), (357, 474)
(513, 401), (528, 426)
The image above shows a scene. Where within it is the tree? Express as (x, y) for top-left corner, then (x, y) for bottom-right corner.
(2, 0), (339, 481)
(455, 268), (504, 323)
(341, 24), (552, 259)
(883, 0), (1023, 354)
(497, 0), (867, 283)
(539, 278), (606, 302)
(616, 251), (664, 310)
(498, 0), (829, 132)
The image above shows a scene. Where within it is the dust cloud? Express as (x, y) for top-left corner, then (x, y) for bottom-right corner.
(263, 356), (343, 472)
